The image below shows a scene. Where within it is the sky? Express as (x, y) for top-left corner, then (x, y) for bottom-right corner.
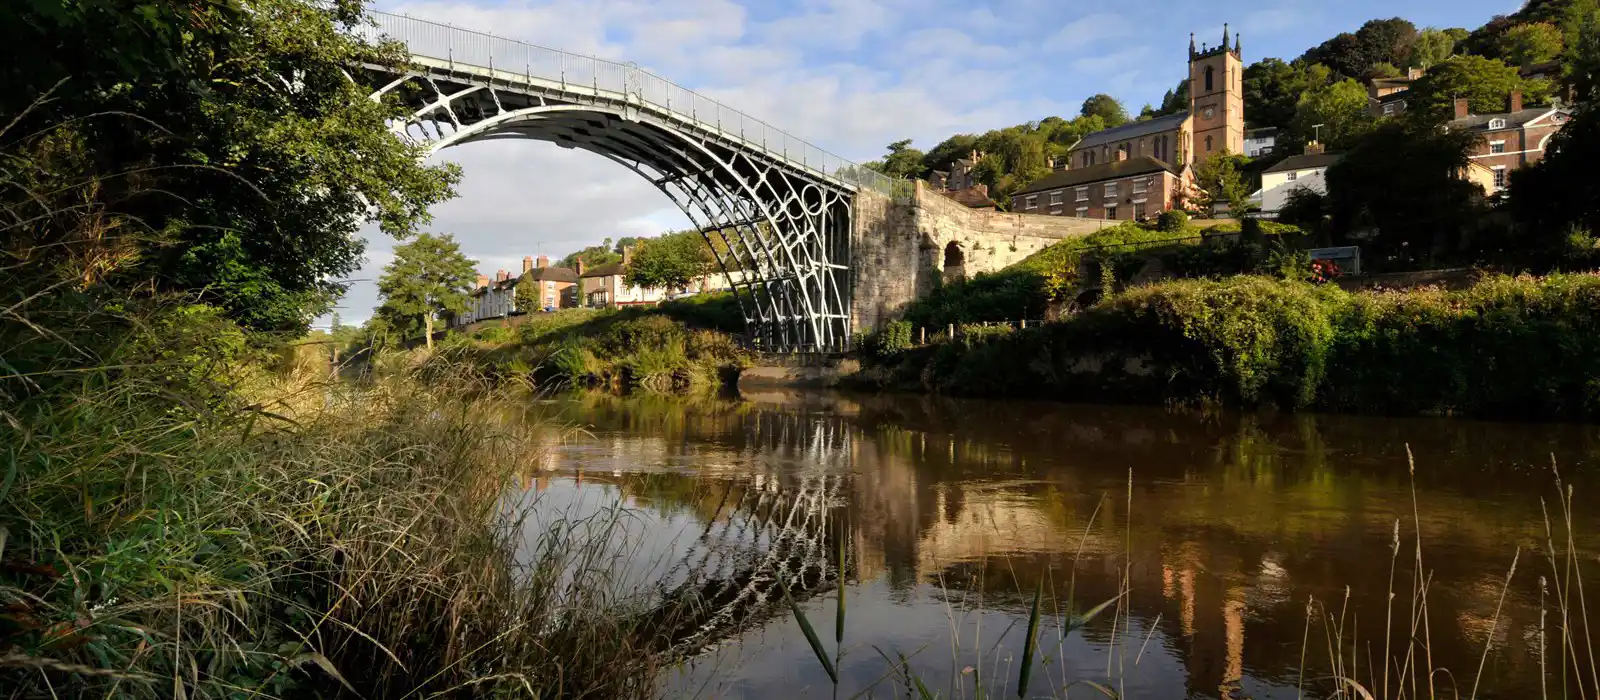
(324, 0), (1529, 327)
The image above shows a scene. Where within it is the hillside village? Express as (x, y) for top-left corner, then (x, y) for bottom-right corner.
(447, 0), (1599, 327)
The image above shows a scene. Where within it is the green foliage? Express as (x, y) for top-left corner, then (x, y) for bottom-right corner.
(1325, 121), (1483, 269)
(654, 291), (746, 332)
(865, 139), (929, 180)
(1563, 0), (1600, 101)
(625, 229), (716, 291)
(1194, 152), (1253, 215)
(867, 273), (1600, 419)
(1509, 105), (1600, 263)
(1, 0), (459, 334)
(1406, 55), (1553, 123)
(859, 320), (914, 359)
(1244, 59), (1336, 131)
(1499, 22), (1567, 66)
(560, 238), (623, 269)
(1411, 27), (1462, 68)
(1292, 78), (1377, 150)
(375, 233), (479, 346)
(1157, 209), (1191, 233)
(514, 273), (540, 312)
(1080, 94), (1129, 127)
(1302, 18), (1418, 78)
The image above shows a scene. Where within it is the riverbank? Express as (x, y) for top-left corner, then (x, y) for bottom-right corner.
(430, 293), (751, 394)
(847, 272), (1600, 420)
(0, 296), (691, 696)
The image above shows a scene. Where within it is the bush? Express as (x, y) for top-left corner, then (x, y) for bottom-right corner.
(1157, 209), (1191, 233)
(864, 273), (1600, 419)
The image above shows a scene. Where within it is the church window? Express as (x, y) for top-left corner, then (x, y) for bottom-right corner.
(1206, 135), (1214, 152)
(1205, 66), (1214, 92)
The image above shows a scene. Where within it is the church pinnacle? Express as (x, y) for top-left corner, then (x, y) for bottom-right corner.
(1222, 23), (1230, 51)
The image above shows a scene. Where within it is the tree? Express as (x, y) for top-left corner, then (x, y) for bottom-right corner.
(625, 230), (715, 293)
(864, 139), (928, 180)
(613, 237), (642, 254)
(922, 134), (982, 172)
(375, 233), (478, 350)
(560, 239), (622, 269)
(1245, 59), (1334, 130)
(1510, 105), (1600, 254)
(1355, 18), (1420, 69)
(1406, 55), (1553, 123)
(1410, 27), (1461, 68)
(1303, 32), (1367, 78)
(1149, 78), (1191, 119)
(1292, 79), (1378, 150)
(1324, 121), (1482, 268)
(1195, 152), (1252, 215)
(1367, 62), (1404, 79)
(2, 0), (460, 334)
(515, 274), (541, 313)
(1564, 0), (1600, 102)
(1080, 94), (1129, 127)
(1499, 22), (1566, 67)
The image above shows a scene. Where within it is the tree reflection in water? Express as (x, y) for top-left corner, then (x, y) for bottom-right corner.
(515, 390), (1600, 699)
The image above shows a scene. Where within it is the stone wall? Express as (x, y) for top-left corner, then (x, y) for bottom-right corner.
(850, 180), (1116, 332)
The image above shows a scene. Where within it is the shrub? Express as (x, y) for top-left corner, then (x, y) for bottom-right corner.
(1157, 209), (1191, 233)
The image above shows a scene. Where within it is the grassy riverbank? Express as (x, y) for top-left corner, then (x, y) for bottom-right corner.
(852, 272), (1600, 419)
(433, 293), (750, 393)
(1, 303), (690, 697)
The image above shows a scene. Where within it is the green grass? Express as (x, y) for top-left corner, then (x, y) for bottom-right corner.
(0, 353), (684, 698)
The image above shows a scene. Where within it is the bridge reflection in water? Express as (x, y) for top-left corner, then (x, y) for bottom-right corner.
(510, 391), (1600, 699)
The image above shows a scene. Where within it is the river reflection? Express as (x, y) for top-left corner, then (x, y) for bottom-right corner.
(511, 390), (1600, 699)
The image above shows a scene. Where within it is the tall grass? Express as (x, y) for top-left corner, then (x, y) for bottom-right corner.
(0, 357), (683, 697)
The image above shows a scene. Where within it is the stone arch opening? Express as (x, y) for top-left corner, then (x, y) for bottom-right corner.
(1205, 66), (1215, 92)
(944, 241), (966, 270)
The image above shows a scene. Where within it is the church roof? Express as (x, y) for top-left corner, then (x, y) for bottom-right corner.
(1070, 111), (1190, 152)
(1013, 157), (1177, 196)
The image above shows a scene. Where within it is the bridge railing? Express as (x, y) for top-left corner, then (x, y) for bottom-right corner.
(360, 10), (903, 196)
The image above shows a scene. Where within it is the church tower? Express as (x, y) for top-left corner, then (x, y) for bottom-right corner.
(1188, 24), (1245, 165)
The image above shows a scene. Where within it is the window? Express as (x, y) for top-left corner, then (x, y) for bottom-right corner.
(1133, 202), (1147, 220)
(1049, 190), (1064, 205)
(1488, 118), (1507, 130)
(1105, 205), (1118, 220)
(1206, 135), (1214, 152)
(1204, 66), (1214, 92)
(1132, 179), (1148, 195)
(1076, 207), (1088, 217)
(1024, 195), (1038, 209)
(1104, 182), (1118, 198)
(1287, 171), (1298, 181)
(1075, 187), (1088, 202)
(1050, 208), (1063, 215)
(1490, 140), (1506, 154)
(1492, 166), (1507, 190)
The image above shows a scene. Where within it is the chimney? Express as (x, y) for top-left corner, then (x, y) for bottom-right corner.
(969, 149), (979, 162)
(1408, 67), (1424, 80)
(496, 270), (508, 283)
(522, 255), (534, 273)
(622, 246), (634, 266)
(1304, 140), (1325, 155)
(1115, 149), (1129, 162)
(1453, 97), (1471, 120)
(576, 259), (587, 276)
(537, 255), (550, 269)
(476, 274), (489, 289)
(1508, 90), (1523, 113)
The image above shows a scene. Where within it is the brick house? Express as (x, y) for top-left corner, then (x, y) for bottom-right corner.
(1445, 93), (1573, 193)
(1011, 154), (1184, 221)
(519, 255), (579, 311)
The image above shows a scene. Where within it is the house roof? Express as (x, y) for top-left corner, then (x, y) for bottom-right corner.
(1369, 76), (1416, 89)
(1014, 156), (1176, 196)
(1246, 126), (1280, 138)
(1263, 152), (1341, 174)
(1070, 111), (1190, 152)
(521, 266), (579, 283)
(1449, 107), (1566, 133)
(944, 185), (996, 208)
(580, 262), (625, 278)
(1376, 91), (1410, 105)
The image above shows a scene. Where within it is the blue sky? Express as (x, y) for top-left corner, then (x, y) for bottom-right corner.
(326, 0), (1528, 326)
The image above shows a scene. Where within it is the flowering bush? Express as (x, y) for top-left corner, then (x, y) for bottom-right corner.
(1309, 259), (1343, 283)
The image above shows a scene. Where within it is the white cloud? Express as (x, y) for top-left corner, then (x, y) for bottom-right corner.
(758, 0), (895, 51)
(1046, 13), (1132, 52)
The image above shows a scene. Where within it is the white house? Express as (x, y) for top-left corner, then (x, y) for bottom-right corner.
(1257, 148), (1340, 217)
(1244, 127), (1279, 158)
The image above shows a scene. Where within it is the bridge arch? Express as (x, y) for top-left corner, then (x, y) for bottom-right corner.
(356, 11), (896, 352)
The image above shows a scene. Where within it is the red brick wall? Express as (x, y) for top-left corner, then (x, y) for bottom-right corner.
(1016, 171), (1182, 221)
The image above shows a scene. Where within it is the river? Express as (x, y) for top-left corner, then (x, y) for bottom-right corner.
(504, 389), (1600, 699)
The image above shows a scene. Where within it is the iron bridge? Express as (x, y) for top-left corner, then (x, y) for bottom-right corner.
(357, 11), (901, 352)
